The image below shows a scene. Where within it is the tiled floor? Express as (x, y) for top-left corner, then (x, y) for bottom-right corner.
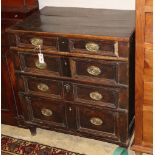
(1, 124), (136, 155)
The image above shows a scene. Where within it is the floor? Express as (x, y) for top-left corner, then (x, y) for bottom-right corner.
(1, 124), (140, 155)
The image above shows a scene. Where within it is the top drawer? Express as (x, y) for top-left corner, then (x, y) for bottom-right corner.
(13, 34), (129, 58)
(15, 34), (58, 50)
(70, 39), (129, 58)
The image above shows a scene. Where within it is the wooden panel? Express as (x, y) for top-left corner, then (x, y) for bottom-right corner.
(19, 53), (62, 76)
(20, 95), (67, 128)
(17, 75), (63, 99)
(144, 82), (153, 106)
(1, 51), (17, 125)
(17, 34), (58, 50)
(7, 7), (135, 40)
(132, 0), (153, 153)
(73, 83), (119, 109)
(145, 0), (153, 6)
(71, 58), (128, 86)
(144, 49), (153, 81)
(2, 0), (38, 11)
(143, 107), (153, 144)
(70, 39), (116, 56)
(70, 58), (121, 85)
(77, 106), (116, 135)
(145, 13), (153, 43)
(134, 0), (145, 145)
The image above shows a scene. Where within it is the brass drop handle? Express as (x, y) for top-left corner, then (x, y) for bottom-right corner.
(35, 60), (47, 69)
(37, 83), (49, 92)
(90, 117), (103, 126)
(41, 108), (53, 117)
(85, 42), (100, 52)
(31, 38), (43, 47)
(87, 66), (101, 76)
(89, 91), (103, 101)
(64, 84), (71, 93)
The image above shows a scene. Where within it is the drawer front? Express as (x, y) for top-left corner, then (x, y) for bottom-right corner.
(17, 75), (63, 99)
(73, 83), (118, 108)
(16, 52), (62, 76)
(20, 95), (67, 128)
(76, 106), (117, 136)
(70, 39), (129, 58)
(70, 58), (128, 85)
(71, 58), (116, 83)
(16, 34), (58, 50)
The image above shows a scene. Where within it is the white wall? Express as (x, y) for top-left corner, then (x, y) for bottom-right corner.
(38, 0), (135, 10)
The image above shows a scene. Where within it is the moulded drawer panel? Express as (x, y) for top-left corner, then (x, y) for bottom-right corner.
(19, 95), (67, 128)
(77, 106), (115, 133)
(69, 39), (129, 58)
(17, 52), (62, 76)
(70, 58), (128, 85)
(16, 34), (58, 50)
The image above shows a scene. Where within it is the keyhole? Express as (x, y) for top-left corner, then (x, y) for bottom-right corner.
(64, 84), (70, 93)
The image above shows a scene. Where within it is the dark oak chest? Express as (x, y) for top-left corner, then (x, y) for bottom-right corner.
(7, 7), (135, 147)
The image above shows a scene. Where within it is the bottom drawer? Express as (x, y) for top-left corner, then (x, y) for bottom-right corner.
(19, 95), (67, 129)
(76, 106), (129, 144)
(76, 106), (116, 136)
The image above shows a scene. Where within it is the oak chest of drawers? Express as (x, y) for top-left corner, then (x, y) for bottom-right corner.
(7, 7), (135, 147)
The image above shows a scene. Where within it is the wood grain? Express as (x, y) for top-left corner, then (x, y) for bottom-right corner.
(132, 0), (153, 153)
(144, 49), (153, 81)
(134, 0), (145, 145)
(7, 7), (135, 41)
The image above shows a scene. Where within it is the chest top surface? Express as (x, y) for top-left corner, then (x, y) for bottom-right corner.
(8, 6), (135, 40)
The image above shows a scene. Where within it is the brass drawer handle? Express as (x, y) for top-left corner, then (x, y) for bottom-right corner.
(41, 108), (53, 117)
(87, 66), (101, 76)
(31, 38), (43, 47)
(37, 83), (49, 92)
(35, 60), (47, 69)
(90, 92), (103, 101)
(85, 42), (100, 52)
(90, 117), (103, 126)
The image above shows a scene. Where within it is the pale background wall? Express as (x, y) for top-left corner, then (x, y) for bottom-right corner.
(38, 0), (135, 10)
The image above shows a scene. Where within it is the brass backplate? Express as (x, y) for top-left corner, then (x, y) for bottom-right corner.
(41, 108), (53, 117)
(87, 65), (101, 76)
(37, 83), (49, 92)
(89, 91), (103, 101)
(85, 42), (100, 52)
(90, 117), (103, 126)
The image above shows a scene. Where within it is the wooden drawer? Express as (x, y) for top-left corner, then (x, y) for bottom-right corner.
(70, 58), (128, 85)
(19, 95), (67, 129)
(70, 39), (129, 58)
(73, 83), (119, 109)
(17, 75), (63, 99)
(14, 52), (62, 76)
(16, 34), (58, 50)
(76, 106), (117, 137)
